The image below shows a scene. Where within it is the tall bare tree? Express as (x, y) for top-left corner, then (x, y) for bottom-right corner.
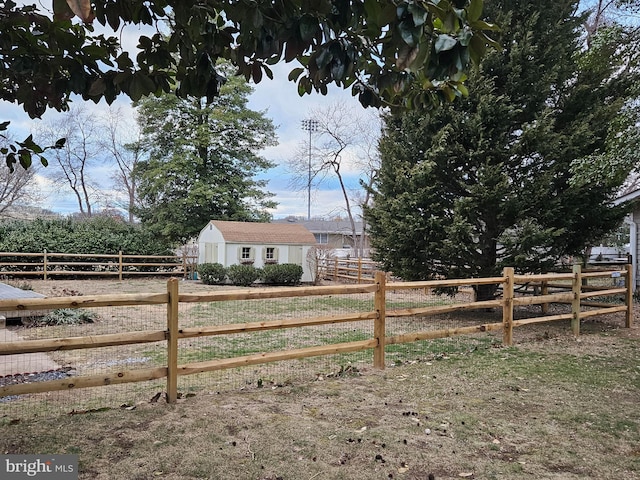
(288, 103), (381, 256)
(351, 110), (383, 257)
(38, 106), (103, 217)
(99, 106), (143, 223)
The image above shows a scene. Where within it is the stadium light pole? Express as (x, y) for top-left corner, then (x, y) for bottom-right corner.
(301, 119), (319, 220)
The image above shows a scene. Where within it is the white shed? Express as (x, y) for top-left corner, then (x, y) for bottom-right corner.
(198, 220), (318, 283)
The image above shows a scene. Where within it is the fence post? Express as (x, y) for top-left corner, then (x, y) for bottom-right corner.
(333, 257), (338, 281)
(626, 263), (634, 328)
(571, 264), (581, 336)
(502, 267), (514, 346)
(43, 249), (48, 280)
(373, 271), (386, 369)
(166, 278), (179, 403)
(182, 252), (188, 279)
(540, 280), (549, 315)
(118, 250), (123, 281)
(357, 258), (362, 284)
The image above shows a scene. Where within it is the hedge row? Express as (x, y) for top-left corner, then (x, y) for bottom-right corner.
(0, 217), (173, 255)
(198, 263), (304, 286)
(0, 217), (176, 273)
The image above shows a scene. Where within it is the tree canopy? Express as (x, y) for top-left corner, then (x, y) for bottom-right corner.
(133, 63), (277, 244)
(0, 0), (497, 169)
(365, 0), (639, 300)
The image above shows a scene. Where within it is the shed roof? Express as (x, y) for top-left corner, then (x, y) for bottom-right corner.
(208, 220), (316, 245)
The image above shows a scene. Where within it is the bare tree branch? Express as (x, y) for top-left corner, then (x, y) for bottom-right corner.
(99, 106), (143, 223)
(0, 135), (41, 217)
(36, 106), (104, 216)
(287, 102), (382, 256)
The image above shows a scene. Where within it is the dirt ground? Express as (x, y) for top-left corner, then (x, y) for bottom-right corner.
(1, 278), (639, 480)
(22, 277), (222, 296)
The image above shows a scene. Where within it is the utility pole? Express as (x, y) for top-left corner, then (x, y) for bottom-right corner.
(301, 119), (319, 220)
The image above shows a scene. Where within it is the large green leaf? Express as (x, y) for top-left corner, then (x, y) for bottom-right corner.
(467, 0), (483, 23)
(434, 34), (457, 53)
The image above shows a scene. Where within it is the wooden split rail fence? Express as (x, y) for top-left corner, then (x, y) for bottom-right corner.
(0, 265), (632, 403)
(0, 251), (198, 280)
(319, 257), (380, 283)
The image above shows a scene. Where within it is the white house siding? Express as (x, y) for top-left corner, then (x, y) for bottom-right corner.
(613, 191), (640, 292)
(219, 243), (313, 282)
(199, 222), (224, 264)
(632, 210), (640, 290)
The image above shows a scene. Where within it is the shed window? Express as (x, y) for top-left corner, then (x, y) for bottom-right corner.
(263, 247), (279, 263)
(237, 246), (255, 263)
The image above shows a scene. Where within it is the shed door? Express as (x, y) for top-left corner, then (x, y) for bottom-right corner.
(204, 243), (218, 263)
(290, 246), (303, 265)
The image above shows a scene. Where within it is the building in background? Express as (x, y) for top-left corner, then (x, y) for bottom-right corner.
(273, 217), (370, 258)
(198, 220), (317, 282)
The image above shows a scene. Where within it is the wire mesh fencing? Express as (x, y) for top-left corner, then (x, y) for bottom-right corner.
(0, 303), (166, 417)
(176, 292), (376, 395)
(0, 267), (632, 419)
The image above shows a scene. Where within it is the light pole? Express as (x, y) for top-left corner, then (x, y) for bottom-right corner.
(301, 119), (319, 220)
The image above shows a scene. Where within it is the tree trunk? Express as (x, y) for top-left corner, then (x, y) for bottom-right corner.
(475, 283), (498, 303)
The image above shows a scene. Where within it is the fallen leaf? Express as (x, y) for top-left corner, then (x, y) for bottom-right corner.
(459, 473), (474, 478)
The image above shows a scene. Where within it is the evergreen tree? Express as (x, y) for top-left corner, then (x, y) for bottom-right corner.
(365, 0), (637, 300)
(133, 63), (277, 244)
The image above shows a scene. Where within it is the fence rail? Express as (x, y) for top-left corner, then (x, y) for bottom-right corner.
(0, 251), (198, 279)
(318, 257), (380, 283)
(0, 265), (632, 404)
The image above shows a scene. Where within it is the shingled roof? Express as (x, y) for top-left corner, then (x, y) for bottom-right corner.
(209, 220), (316, 245)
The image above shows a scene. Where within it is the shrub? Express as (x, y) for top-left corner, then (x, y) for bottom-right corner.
(261, 263), (303, 285)
(227, 264), (261, 287)
(28, 308), (98, 327)
(0, 218), (174, 256)
(0, 217), (177, 275)
(198, 263), (227, 285)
